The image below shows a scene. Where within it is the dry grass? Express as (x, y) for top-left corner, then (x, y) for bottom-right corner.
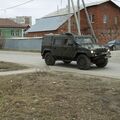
(0, 71), (120, 120)
(0, 61), (27, 72)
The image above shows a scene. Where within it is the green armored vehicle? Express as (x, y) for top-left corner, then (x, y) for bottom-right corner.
(41, 33), (111, 70)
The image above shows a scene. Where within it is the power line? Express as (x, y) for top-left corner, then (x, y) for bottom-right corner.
(1, 0), (120, 11)
(1, 0), (35, 11)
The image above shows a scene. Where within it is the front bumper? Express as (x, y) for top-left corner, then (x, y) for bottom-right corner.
(90, 51), (111, 60)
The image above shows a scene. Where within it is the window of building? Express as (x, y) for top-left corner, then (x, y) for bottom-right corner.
(103, 15), (109, 24)
(11, 30), (15, 36)
(89, 14), (95, 23)
(16, 30), (20, 36)
(114, 16), (118, 25)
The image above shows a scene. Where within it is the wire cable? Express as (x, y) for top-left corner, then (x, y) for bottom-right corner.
(0, 0), (120, 12)
(1, 0), (35, 11)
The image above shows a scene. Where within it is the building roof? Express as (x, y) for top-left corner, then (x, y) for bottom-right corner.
(27, 0), (120, 33)
(0, 18), (26, 28)
(45, 0), (119, 17)
(26, 15), (71, 33)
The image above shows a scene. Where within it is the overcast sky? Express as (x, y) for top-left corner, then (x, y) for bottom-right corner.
(0, 0), (120, 24)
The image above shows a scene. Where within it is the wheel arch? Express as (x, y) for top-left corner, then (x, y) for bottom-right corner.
(42, 50), (51, 58)
(75, 52), (88, 60)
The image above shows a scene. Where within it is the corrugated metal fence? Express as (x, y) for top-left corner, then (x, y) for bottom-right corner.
(4, 37), (42, 51)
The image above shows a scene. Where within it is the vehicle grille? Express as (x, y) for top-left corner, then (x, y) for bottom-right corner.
(95, 48), (107, 55)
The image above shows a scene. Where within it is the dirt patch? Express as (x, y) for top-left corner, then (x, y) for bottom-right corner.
(0, 61), (27, 72)
(0, 71), (120, 120)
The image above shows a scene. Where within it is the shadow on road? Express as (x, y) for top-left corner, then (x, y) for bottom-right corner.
(54, 62), (107, 70)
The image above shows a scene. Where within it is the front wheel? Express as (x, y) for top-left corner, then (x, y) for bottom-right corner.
(77, 55), (91, 70)
(96, 58), (108, 68)
(44, 53), (55, 65)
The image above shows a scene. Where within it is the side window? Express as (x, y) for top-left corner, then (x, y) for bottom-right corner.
(54, 37), (64, 46)
(60, 38), (73, 46)
(43, 37), (52, 46)
(67, 38), (73, 45)
(63, 38), (68, 45)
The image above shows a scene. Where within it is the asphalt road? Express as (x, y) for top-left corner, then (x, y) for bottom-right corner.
(0, 50), (120, 79)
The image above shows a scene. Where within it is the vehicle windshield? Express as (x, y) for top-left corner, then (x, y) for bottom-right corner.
(75, 37), (93, 44)
(108, 40), (115, 44)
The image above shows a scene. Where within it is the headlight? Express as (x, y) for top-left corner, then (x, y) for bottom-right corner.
(91, 50), (94, 54)
(107, 49), (110, 52)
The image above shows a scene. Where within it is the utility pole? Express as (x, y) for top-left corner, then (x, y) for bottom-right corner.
(71, 0), (81, 35)
(77, 0), (81, 35)
(81, 0), (97, 43)
(68, 0), (71, 33)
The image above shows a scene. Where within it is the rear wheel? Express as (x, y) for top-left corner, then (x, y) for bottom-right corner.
(77, 55), (91, 70)
(63, 60), (72, 64)
(44, 53), (55, 65)
(96, 58), (108, 68)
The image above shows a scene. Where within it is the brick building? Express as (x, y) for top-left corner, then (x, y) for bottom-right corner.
(26, 0), (120, 44)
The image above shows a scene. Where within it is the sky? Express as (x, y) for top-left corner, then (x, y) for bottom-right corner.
(0, 0), (120, 24)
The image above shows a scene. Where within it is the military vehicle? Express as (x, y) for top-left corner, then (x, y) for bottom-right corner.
(41, 33), (111, 70)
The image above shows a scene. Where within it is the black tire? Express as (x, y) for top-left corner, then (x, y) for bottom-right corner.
(96, 58), (108, 68)
(77, 54), (91, 70)
(63, 60), (72, 64)
(44, 53), (55, 65)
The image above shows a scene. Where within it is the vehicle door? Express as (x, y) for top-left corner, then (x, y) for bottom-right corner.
(62, 36), (76, 59)
(42, 36), (52, 51)
(52, 36), (63, 58)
